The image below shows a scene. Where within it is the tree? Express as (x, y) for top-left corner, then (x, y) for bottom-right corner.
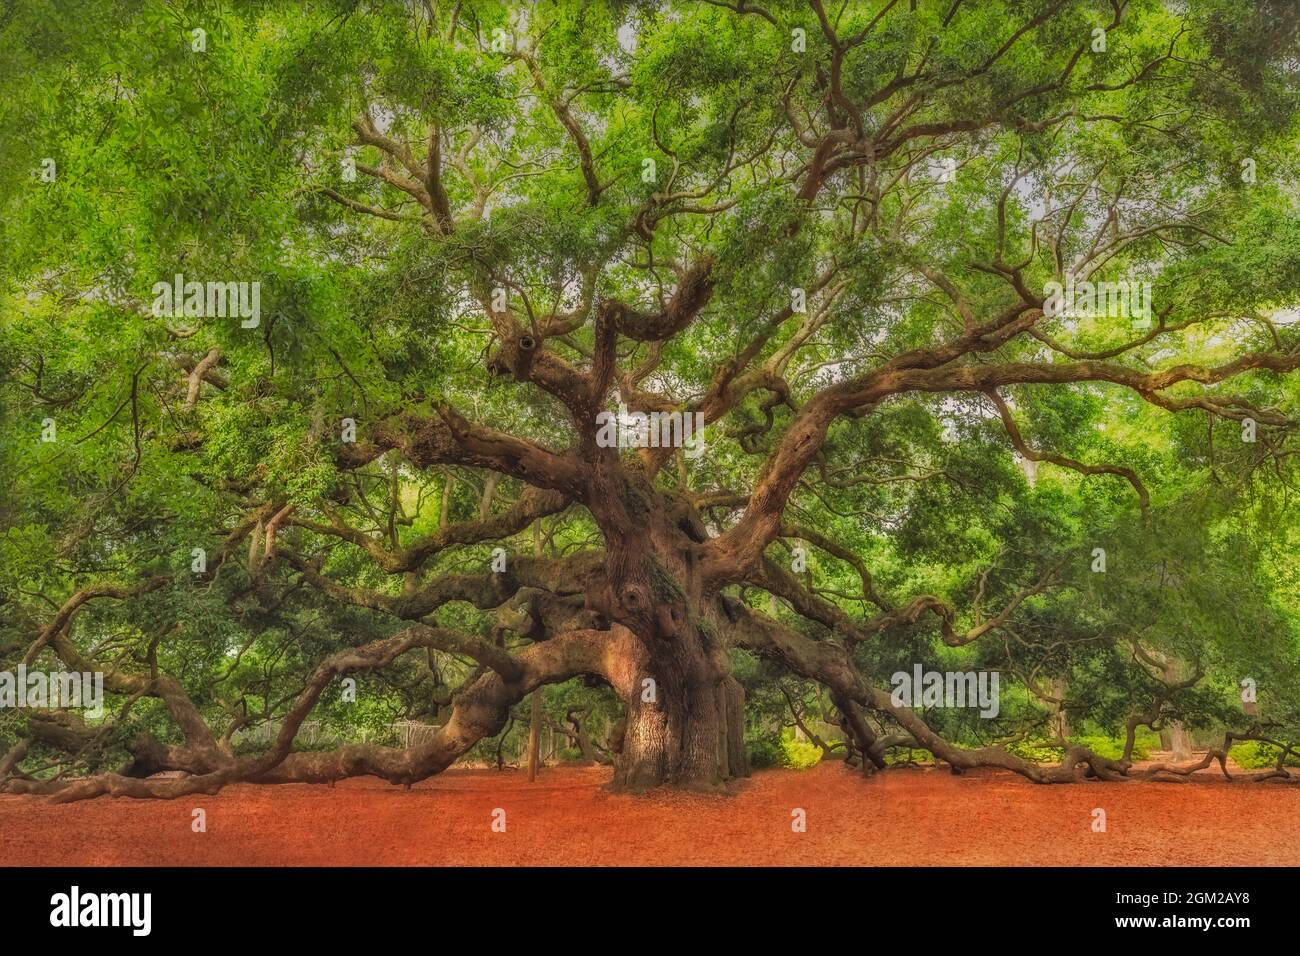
(1, 0), (1298, 800)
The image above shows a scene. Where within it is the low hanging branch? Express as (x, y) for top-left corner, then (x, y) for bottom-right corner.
(984, 388), (1150, 511)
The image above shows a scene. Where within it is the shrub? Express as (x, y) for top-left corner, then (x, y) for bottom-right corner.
(780, 736), (823, 770)
(1005, 734), (1150, 764)
(746, 730), (783, 769)
(1004, 740), (1064, 763)
(1230, 741), (1300, 769)
(1070, 734), (1149, 761)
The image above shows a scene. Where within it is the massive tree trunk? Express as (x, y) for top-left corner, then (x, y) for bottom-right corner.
(584, 460), (752, 792)
(609, 617), (747, 792)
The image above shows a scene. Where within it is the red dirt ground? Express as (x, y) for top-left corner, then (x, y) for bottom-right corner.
(1, 761), (1296, 866)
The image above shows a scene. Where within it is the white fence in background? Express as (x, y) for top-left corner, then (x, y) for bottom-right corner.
(393, 719), (439, 748)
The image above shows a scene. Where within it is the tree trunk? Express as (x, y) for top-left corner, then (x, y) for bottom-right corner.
(609, 624), (745, 792)
(526, 689), (541, 781)
(613, 666), (724, 791)
(566, 709), (598, 763)
(588, 473), (747, 792)
(1051, 678), (1071, 741)
(721, 675), (749, 778)
(527, 518), (544, 782)
(1168, 721), (1194, 763)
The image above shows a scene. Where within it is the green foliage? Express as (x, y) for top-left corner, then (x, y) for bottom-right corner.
(779, 735), (824, 771)
(746, 730), (784, 771)
(1007, 734), (1153, 764)
(1230, 741), (1300, 769)
(1005, 740), (1069, 764)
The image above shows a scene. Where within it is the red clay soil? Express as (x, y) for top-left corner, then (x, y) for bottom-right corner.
(1, 761), (1296, 866)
